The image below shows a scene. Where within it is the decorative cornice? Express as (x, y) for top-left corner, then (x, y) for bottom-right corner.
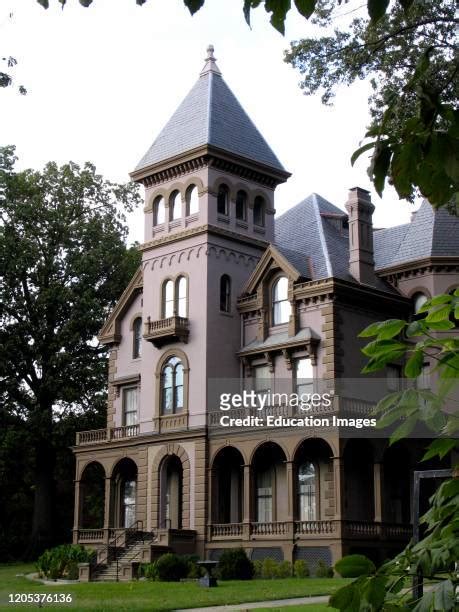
(129, 145), (290, 188)
(377, 256), (459, 280)
(241, 244), (303, 296)
(139, 223), (269, 253)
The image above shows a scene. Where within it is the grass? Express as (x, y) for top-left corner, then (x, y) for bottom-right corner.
(253, 606), (335, 611)
(0, 564), (350, 611)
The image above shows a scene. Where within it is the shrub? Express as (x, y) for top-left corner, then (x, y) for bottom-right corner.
(334, 554), (376, 578)
(141, 562), (158, 580)
(315, 559), (334, 578)
(261, 557), (278, 579)
(36, 544), (94, 580)
(276, 560), (292, 578)
(217, 548), (254, 580)
(182, 554), (202, 579)
(253, 559), (263, 578)
(154, 553), (189, 582)
(294, 559), (310, 578)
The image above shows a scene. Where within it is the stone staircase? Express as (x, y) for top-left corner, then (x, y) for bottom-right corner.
(93, 532), (162, 581)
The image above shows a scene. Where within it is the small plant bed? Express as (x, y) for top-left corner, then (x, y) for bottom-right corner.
(0, 563), (350, 611)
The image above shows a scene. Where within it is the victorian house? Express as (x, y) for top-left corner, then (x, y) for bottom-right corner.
(72, 47), (459, 580)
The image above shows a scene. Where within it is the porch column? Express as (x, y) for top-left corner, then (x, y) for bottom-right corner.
(332, 456), (344, 521)
(286, 460), (295, 539)
(103, 476), (111, 530)
(242, 464), (252, 540)
(73, 479), (81, 544)
(373, 462), (384, 523)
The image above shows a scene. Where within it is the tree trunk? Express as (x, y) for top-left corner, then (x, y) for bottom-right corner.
(26, 437), (56, 559)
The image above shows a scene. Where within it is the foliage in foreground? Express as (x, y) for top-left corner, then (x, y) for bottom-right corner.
(142, 553), (201, 582)
(36, 544), (95, 580)
(330, 293), (459, 611)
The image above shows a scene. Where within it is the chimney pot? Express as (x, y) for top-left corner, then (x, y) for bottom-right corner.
(345, 187), (375, 285)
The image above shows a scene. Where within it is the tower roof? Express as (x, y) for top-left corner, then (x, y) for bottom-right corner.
(133, 46), (287, 175)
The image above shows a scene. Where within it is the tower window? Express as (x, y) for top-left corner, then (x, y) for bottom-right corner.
(153, 196), (165, 226)
(162, 277), (188, 318)
(122, 387), (139, 426)
(186, 185), (199, 215)
(217, 184), (229, 216)
(169, 190), (182, 221)
(132, 317), (142, 359)
(220, 274), (231, 312)
(254, 196), (265, 227)
(272, 276), (291, 325)
(161, 356), (184, 415)
(236, 190), (247, 221)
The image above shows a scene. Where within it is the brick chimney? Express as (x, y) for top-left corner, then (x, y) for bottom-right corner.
(345, 187), (375, 285)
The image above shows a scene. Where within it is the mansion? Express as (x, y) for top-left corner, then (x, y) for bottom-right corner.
(72, 47), (459, 580)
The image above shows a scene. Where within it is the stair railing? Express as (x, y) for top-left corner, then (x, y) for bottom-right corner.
(91, 520), (144, 581)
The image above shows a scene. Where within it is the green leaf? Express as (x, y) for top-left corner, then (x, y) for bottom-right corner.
(362, 339), (406, 357)
(399, 0), (415, 12)
(367, 0), (390, 22)
(426, 305), (452, 323)
(404, 350), (424, 378)
(406, 320), (425, 337)
(362, 349), (406, 373)
(36, 0), (49, 7)
(359, 321), (383, 338)
(419, 294), (452, 312)
(376, 404), (410, 429)
(351, 141), (376, 167)
(329, 579), (363, 611)
(426, 320), (455, 331)
(363, 576), (387, 609)
(79, 0), (93, 6)
(433, 579), (455, 611)
(375, 319), (406, 340)
(294, 0), (316, 19)
(183, 0), (205, 15)
(371, 143), (392, 196)
(390, 414), (418, 445)
(243, 0), (262, 26)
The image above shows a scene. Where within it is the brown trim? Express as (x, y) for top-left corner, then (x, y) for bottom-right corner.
(377, 256), (459, 278)
(242, 245), (302, 296)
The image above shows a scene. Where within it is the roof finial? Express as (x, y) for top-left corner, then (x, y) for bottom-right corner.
(200, 43), (222, 77)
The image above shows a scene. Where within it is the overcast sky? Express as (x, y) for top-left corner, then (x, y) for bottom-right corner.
(1, 0), (419, 243)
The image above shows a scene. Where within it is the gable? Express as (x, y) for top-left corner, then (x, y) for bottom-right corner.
(241, 245), (302, 296)
(98, 267), (143, 345)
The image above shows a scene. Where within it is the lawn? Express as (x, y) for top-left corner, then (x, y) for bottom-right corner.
(0, 564), (349, 611)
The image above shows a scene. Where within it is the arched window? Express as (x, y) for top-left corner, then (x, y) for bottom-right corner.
(161, 356), (184, 415)
(297, 462), (316, 521)
(132, 317), (142, 359)
(186, 185), (199, 215)
(220, 274), (231, 312)
(163, 280), (174, 318)
(217, 184), (229, 216)
(413, 292), (428, 314)
(153, 196), (165, 226)
(176, 276), (187, 317)
(236, 190), (247, 221)
(169, 190), (182, 221)
(254, 196), (265, 227)
(272, 276), (291, 325)
(162, 277), (188, 318)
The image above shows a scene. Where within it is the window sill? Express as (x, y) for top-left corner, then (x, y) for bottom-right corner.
(217, 215), (230, 224)
(169, 219), (182, 228)
(219, 311), (234, 318)
(236, 220), (248, 228)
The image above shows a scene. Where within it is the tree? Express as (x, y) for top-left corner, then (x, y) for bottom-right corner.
(0, 146), (141, 556)
(330, 293), (459, 611)
(285, 0), (458, 209)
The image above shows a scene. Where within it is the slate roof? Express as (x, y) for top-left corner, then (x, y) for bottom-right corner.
(275, 193), (353, 282)
(374, 200), (459, 269)
(275, 195), (459, 287)
(135, 51), (285, 173)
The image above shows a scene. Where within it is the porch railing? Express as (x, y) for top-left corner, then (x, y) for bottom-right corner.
(76, 424), (140, 446)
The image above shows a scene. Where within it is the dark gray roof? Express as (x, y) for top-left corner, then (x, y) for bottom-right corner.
(275, 193), (353, 281)
(374, 200), (459, 270)
(135, 60), (285, 173)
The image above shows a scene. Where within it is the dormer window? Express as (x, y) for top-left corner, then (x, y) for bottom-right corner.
(169, 190), (181, 221)
(162, 276), (188, 318)
(153, 196), (165, 226)
(132, 317), (142, 359)
(272, 276), (291, 325)
(220, 274), (231, 312)
(254, 196), (265, 227)
(236, 190), (247, 221)
(217, 184), (229, 216)
(186, 185), (199, 215)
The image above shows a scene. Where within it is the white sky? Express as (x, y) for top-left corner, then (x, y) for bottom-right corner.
(1, 0), (418, 244)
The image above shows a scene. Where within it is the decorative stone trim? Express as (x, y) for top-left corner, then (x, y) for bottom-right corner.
(151, 444), (191, 530)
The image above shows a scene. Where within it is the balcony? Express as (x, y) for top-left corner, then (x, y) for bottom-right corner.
(143, 316), (189, 348)
(208, 520), (411, 542)
(75, 424), (139, 446)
